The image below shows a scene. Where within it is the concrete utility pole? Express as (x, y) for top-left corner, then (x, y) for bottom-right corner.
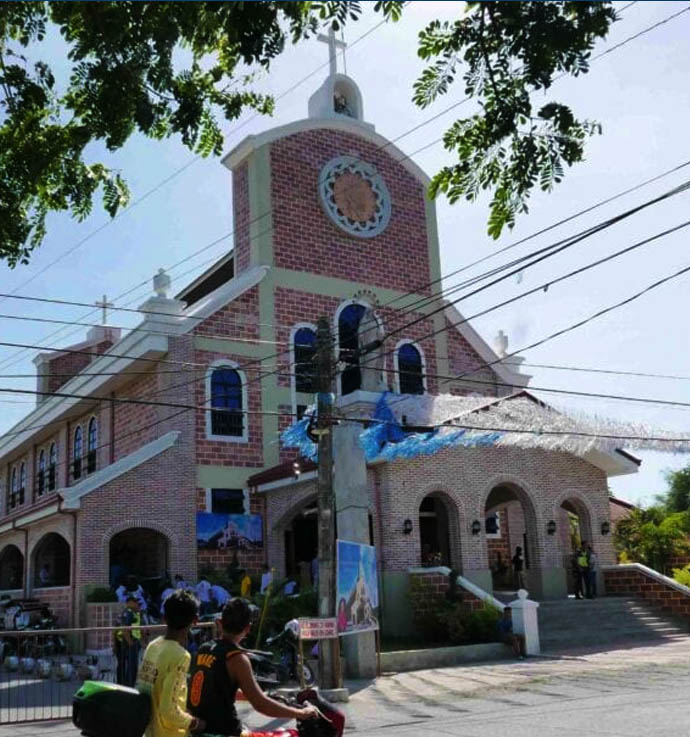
(315, 316), (338, 688)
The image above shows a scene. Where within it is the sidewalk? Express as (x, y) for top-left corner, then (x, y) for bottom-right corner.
(3, 636), (690, 736)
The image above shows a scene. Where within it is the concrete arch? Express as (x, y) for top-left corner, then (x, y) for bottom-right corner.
(101, 519), (176, 548)
(479, 473), (543, 571)
(32, 531), (71, 587)
(415, 486), (464, 571)
(0, 544), (24, 590)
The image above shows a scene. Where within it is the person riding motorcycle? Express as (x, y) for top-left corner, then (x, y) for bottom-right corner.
(188, 598), (318, 735)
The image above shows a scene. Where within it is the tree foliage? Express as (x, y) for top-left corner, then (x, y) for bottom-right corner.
(415, 1), (617, 238)
(614, 506), (690, 574)
(663, 465), (690, 513)
(0, 0), (401, 266)
(1, 1), (619, 265)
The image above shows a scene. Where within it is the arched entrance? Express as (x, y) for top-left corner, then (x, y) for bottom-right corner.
(109, 528), (169, 589)
(33, 533), (70, 587)
(485, 483), (539, 594)
(419, 492), (460, 569)
(0, 544), (24, 590)
(558, 497), (594, 594)
(284, 502), (318, 580)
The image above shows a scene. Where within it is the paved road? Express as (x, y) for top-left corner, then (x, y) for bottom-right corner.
(4, 639), (690, 736)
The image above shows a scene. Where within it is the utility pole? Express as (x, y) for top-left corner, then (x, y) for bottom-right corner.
(315, 315), (338, 689)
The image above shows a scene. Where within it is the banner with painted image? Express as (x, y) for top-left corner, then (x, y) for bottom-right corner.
(196, 512), (263, 550)
(336, 539), (379, 634)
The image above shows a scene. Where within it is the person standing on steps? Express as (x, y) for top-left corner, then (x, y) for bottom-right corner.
(512, 546), (525, 590)
(578, 543), (592, 599)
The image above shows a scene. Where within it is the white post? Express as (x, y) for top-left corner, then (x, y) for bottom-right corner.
(509, 589), (540, 656)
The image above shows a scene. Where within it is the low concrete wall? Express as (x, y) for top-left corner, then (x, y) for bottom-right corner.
(381, 642), (508, 673)
(603, 563), (690, 620)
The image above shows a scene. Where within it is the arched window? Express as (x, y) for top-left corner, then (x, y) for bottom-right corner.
(294, 327), (317, 395)
(397, 342), (425, 395)
(0, 545), (24, 590)
(73, 426), (83, 480)
(33, 532), (70, 588)
(209, 366), (244, 438)
(37, 450), (46, 497)
(338, 303), (367, 396)
(9, 468), (18, 511)
(18, 463), (26, 506)
(48, 443), (57, 491)
(87, 417), (98, 474)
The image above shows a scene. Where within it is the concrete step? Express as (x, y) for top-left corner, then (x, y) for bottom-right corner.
(536, 594), (690, 653)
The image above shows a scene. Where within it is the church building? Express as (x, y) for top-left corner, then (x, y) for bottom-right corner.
(0, 40), (635, 632)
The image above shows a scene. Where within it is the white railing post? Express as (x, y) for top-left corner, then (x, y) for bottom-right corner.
(509, 589), (540, 655)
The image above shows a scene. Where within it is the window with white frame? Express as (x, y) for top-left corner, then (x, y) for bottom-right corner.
(48, 442), (57, 491)
(18, 463), (26, 506)
(73, 426), (83, 480)
(293, 327), (317, 394)
(338, 303), (367, 395)
(37, 450), (46, 497)
(9, 467), (18, 511)
(87, 417), (98, 474)
(207, 363), (246, 440)
(396, 342), (425, 395)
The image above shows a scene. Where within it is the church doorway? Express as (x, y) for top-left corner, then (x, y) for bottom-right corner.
(485, 484), (538, 593)
(419, 493), (458, 568)
(284, 502), (318, 580)
(32, 533), (70, 588)
(0, 544), (24, 590)
(109, 528), (169, 591)
(558, 498), (593, 594)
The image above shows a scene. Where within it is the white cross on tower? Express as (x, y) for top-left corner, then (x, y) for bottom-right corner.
(317, 26), (347, 76)
(94, 294), (114, 325)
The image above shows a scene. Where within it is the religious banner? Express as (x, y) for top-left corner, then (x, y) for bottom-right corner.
(336, 539), (379, 634)
(196, 512), (263, 550)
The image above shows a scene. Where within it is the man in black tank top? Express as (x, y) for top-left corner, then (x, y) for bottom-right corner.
(188, 598), (318, 735)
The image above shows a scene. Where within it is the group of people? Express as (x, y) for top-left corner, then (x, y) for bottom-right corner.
(130, 590), (319, 736)
(572, 542), (598, 599)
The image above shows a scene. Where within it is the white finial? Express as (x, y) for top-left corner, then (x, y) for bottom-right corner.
(153, 268), (171, 298)
(495, 330), (509, 358)
(94, 294), (114, 325)
(317, 26), (347, 76)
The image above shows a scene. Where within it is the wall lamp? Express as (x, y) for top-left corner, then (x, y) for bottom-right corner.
(403, 518), (413, 535)
(546, 520), (557, 536)
(601, 521), (611, 536)
(471, 519), (482, 536)
(292, 461), (301, 480)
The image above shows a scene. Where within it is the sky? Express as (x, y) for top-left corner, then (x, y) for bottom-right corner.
(1, 1), (689, 507)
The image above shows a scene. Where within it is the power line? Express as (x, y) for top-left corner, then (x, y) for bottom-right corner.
(518, 362), (690, 382)
(354, 194), (690, 377)
(445, 262), (690, 387)
(0, 1), (678, 375)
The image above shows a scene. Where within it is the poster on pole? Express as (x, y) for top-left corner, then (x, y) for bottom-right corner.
(336, 539), (379, 634)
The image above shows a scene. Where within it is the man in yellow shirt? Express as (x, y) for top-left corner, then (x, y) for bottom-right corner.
(137, 590), (206, 737)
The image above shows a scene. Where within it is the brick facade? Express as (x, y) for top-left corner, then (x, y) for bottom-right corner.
(604, 566), (690, 619)
(0, 109), (620, 629)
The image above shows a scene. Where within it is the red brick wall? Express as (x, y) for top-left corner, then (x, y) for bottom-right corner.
(410, 571), (486, 622)
(270, 129), (431, 293)
(233, 163), (250, 273)
(194, 349), (264, 468)
(604, 566), (690, 619)
(47, 339), (115, 394)
(446, 320), (500, 394)
(112, 373), (159, 461)
(32, 586), (72, 628)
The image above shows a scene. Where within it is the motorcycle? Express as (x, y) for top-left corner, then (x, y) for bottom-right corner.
(249, 620), (316, 688)
(73, 681), (344, 737)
